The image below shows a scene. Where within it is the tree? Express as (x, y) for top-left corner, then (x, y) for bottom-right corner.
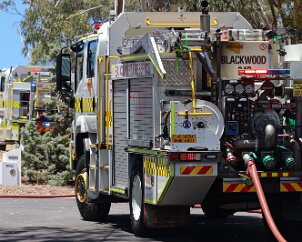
(0, 0), (144, 64)
(20, 121), (49, 183)
(2, 0), (302, 64)
(20, 81), (74, 185)
(1, 0), (114, 64)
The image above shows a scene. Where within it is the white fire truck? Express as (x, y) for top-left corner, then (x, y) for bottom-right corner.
(56, 2), (302, 239)
(0, 65), (53, 145)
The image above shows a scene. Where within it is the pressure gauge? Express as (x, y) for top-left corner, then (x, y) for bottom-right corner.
(245, 84), (254, 94)
(235, 84), (244, 94)
(225, 84), (234, 94)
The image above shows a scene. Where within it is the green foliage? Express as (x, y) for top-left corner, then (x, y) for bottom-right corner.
(21, 121), (48, 184)
(1, 0), (115, 64)
(20, 0), (114, 65)
(2, 0), (302, 64)
(20, 81), (74, 185)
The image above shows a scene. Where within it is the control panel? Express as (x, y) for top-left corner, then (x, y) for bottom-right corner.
(223, 97), (250, 136)
(222, 79), (253, 137)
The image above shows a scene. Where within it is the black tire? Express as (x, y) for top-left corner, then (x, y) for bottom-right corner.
(75, 155), (111, 221)
(129, 165), (146, 236)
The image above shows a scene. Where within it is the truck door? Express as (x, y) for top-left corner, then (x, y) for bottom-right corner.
(20, 91), (30, 119)
(12, 90), (20, 119)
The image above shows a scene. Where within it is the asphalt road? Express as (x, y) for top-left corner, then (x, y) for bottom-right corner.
(0, 198), (269, 241)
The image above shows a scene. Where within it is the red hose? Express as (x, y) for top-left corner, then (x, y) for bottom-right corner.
(244, 155), (287, 242)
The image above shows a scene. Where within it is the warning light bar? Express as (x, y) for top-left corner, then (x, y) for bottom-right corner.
(238, 69), (290, 76)
(32, 69), (41, 73)
(238, 69), (268, 75)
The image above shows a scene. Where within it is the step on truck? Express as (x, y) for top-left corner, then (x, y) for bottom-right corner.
(56, 2), (302, 239)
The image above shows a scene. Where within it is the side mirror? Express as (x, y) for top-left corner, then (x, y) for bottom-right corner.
(56, 53), (71, 92)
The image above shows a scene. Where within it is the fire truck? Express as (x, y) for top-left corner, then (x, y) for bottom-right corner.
(0, 65), (53, 145)
(56, 1), (302, 240)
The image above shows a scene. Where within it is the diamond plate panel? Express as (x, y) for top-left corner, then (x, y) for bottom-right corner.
(159, 60), (191, 87)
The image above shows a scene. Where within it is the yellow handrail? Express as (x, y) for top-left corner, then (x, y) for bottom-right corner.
(178, 112), (212, 117)
(105, 56), (118, 150)
(145, 17), (218, 28)
(188, 51), (196, 113)
(97, 56), (103, 149)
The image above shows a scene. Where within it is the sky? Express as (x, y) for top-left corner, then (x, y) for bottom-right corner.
(0, 2), (28, 70)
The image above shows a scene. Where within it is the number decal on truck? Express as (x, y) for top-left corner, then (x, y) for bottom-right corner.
(172, 134), (196, 143)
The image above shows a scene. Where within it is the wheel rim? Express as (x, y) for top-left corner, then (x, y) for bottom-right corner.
(75, 171), (88, 203)
(132, 174), (142, 221)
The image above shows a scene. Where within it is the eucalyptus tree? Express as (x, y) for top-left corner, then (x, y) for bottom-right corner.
(1, 0), (301, 64)
(1, 0), (114, 64)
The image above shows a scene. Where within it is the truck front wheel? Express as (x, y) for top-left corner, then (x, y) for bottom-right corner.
(129, 165), (146, 236)
(75, 155), (111, 221)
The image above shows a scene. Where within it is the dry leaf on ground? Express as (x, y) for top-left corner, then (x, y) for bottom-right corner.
(0, 184), (74, 195)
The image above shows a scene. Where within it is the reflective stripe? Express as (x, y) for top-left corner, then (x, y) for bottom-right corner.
(144, 199), (157, 204)
(239, 171), (294, 178)
(223, 183), (256, 193)
(280, 182), (302, 192)
(180, 166), (213, 175)
(12, 123), (19, 130)
(110, 187), (126, 195)
(75, 98), (81, 112)
(144, 156), (170, 177)
(12, 101), (20, 108)
(82, 97), (94, 112)
(74, 97), (97, 113)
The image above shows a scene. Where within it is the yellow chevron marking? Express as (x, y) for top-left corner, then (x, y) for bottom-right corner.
(280, 184), (287, 192)
(291, 183), (302, 191)
(233, 184), (243, 192)
(206, 167), (214, 174)
(191, 166), (201, 175)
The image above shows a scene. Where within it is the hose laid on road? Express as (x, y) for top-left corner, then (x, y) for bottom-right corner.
(243, 154), (287, 242)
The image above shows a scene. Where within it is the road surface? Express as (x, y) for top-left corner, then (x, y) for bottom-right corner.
(0, 197), (268, 241)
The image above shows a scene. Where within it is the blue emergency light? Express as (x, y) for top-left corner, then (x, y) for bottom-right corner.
(268, 69), (291, 76)
(43, 122), (50, 128)
(31, 82), (36, 91)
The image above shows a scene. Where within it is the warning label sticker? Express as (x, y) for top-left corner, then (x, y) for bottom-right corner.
(172, 134), (196, 143)
(294, 80), (302, 97)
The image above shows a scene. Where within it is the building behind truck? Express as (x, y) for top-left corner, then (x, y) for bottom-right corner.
(56, 1), (302, 240)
